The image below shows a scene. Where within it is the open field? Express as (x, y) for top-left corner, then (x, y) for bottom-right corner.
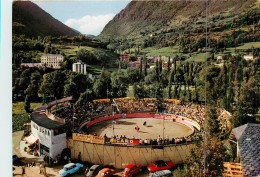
(88, 118), (193, 139)
(12, 102), (42, 115)
(141, 46), (179, 56)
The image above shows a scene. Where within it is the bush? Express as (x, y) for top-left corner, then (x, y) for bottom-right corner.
(12, 113), (30, 132)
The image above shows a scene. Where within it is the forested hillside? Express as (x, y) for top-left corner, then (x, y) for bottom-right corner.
(98, 0), (259, 56)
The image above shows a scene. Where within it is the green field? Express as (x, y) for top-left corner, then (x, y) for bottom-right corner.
(57, 45), (95, 57)
(229, 42), (260, 50)
(12, 102), (42, 132)
(127, 85), (135, 97)
(12, 102), (42, 115)
(141, 46), (180, 56)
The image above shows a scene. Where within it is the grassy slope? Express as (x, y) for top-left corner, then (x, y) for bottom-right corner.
(35, 44), (119, 74)
(134, 42), (260, 62)
(12, 102), (42, 115)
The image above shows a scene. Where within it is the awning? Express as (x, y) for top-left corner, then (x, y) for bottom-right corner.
(25, 134), (38, 146)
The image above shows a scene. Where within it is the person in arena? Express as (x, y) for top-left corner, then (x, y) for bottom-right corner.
(143, 121), (147, 126)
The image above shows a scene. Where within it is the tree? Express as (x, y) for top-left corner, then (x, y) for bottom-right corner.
(39, 71), (65, 98)
(186, 137), (225, 176)
(76, 49), (96, 65)
(93, 68), (111, 98)
(64, 72), (91, 100)
(175, 66), (184, 85)
(144, 68), (158, 84)
(215, 64), (227, 107)
(159, 56), (163, 76)
(24, 95), (31, 113)
(144, 55), (148, 76)
(150, 82), (163, 100)
(161, 69), (169, 87)
(156, 59), (159, 76)
(110, 70), (128, 98)
(139, 59), (143, 79)
(206, 107), (220, 137)
(168, 84), (171, 99)
(26, 72), (41, 101)
(133, 82), (149, 98)
(76, 89), (94, 105)
(167, 56), (171, 72)
(126, 68), (140, 84)
(19, 69), (31, 91)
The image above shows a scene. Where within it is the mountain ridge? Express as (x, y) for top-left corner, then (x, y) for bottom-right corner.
(99, 0), (257, 39)
(13, 1), (79, 37)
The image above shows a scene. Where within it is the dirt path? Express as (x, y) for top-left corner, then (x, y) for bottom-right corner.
(12, 131), (24, 157)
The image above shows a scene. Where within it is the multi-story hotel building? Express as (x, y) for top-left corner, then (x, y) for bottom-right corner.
(41, 54), (64, 69)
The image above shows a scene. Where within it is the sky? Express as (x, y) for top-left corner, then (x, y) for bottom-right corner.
(34, 1), (130, 36)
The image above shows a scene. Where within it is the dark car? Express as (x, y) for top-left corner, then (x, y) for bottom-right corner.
(147, 160), (175, 172)
(12, 153), (19, 163)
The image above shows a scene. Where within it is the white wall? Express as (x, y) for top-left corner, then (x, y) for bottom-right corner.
(51, 133), (67, 158)
(31, 121), (67, 158)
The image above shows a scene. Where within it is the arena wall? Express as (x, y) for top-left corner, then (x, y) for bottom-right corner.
(84, 113), (195, 132)
(67, 139), (193, 169)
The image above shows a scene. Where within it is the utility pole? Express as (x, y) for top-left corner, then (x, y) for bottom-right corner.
(163, 111), (165, 161)
(73, 114), (77, 133)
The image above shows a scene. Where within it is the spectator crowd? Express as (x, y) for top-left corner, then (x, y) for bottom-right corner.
(47, 98), (231, 143)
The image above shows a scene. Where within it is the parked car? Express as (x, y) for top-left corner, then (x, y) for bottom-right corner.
(122, 164), (142, 177)
(12, 153), (19, 163)
(147, 160), (174, 172)
(58, 163), (83, 176)
(86, 165), (104, 177)
(150, 170), (173, 177)
(96, 168), (115, 177)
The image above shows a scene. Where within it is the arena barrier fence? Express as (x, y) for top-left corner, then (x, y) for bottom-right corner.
(83, 113), (197, 132)
(67, 138), (194, 169)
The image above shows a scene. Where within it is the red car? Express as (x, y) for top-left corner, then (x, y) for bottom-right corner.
(147, 160), (175, 172)
(122, 164), (141, 177)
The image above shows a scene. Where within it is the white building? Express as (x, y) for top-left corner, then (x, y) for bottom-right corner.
(87, 74), (100, 80)
(72, 60), (87, 74)
(20, 63), (43, 68)
(41, 54), (64, 69)
(243, 55), (254, 61)
(30, 112), (67, 159)
(217, 56), (224, 63)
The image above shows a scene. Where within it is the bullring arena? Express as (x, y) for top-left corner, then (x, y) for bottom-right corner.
(28, 97), (231, 169)
(88, 118), (193, 139)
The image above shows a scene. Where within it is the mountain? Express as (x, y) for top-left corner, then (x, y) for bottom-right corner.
(86, 34), (96, 39)
(98, 0), (259, 53)
(13, 1), (79, 37)
(99, 0), (256, 39)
